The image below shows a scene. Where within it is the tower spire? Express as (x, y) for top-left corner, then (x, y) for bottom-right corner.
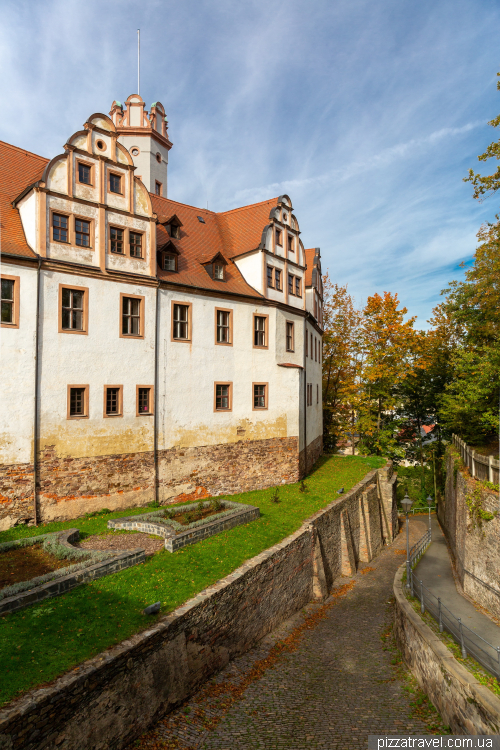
(137, 29), (140, 96)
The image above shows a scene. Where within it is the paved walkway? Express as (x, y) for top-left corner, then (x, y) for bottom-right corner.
(413, 515), (500, 647)
(133, 517), (446, 750)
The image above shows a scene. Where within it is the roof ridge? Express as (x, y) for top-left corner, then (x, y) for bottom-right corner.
(149, 193), (215, 214)
(218, 197), (278, 216)
(0, 140), (48, 163)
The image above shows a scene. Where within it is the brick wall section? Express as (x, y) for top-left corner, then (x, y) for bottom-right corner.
(0, 462), (34, 526)
(0, 437), (302, 525)
(438, 449), (500, 620)
(394, 564), (500, 734)
(0, 463), (397, 750)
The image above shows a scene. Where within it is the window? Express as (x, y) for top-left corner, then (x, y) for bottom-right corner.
(131, 147), (140, 156)
(75, 219), (90, 247)
(67, 385), (88, 419)
(169, 224), (181, 239)
(109, 172), (122, 194)
(163, 254), (176, 271)
(61, 288), (84, 331)
(214, 382), (232, 411)
(1, 276), (19, 328)
(267, 266), (274, 288)
(156, 153), (162, 164)
(130, 232), (142, 258)
(104, 386), (122, 417)
(53, 213), (68, 243)
(305, 330), (308, 357)
(310, 333), (313, 357)
(96, 139), (106, 151)
(307, 383), (312, 407)
(253, 383), (268, 410)
(317, 384), (319, 404)
(286, 322), (294, 352)
(275, 269), (282, 291)
(288, 274), (294, 295)
(137, 386), (154, 415)
(172, 302), (191, 341)
(215, 308), (232, 345)
(110, 227), (124, 254)
(275, 229), (282, 246)
(121, 295), (142, 337)
(287, 235), (294, 253)
(213, 263), (224, 280)
(295, 277), (301, 297)
(78, 163), (91, 185)
(254, 315), (268, 348)
(315, 337), (317, 362)
(155, 181), (162, 196)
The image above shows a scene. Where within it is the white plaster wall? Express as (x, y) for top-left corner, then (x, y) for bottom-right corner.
(49, 160), (67, 195)
(0, 263), (37, 464)
(38, 271), (156, 459)
(287, 273), (305, 311)
(305, 322), (323, 447)
(156, 290), (301, 451)
(17, 191), (37, 251)
(118, 135), (169, 195)
(234, 253), (263, 294)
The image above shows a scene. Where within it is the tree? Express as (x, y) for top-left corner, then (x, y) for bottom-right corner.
(321, 276), (362, 452)
(465, 73), (500, 200)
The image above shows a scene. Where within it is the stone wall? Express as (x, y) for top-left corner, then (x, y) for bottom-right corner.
(0, 462), (34, 530)
(0, 462), (397, 750)
(439, 448), (500, 620)
(299, 434), (323, 476)
(0, 437), (305, 526)
(394, 564), (500, 734)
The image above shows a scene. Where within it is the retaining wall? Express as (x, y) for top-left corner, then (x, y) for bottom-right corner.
(0, 461), (397, 750)
(439, 449), (500, 620)
(394, 564), (500, 734)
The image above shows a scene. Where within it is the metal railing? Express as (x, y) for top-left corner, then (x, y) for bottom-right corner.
(452, 434), (499, 484)
(407, 531), (500, 681)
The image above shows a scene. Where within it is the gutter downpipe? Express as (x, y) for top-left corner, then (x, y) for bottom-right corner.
(303, 316), (307, 478)
(153, 282), (160, 505)
(33, 255), (42, 525)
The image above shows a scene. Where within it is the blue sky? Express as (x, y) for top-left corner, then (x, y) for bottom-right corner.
(1, 0), (500, 326)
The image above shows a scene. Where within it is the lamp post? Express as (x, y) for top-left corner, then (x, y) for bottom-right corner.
(426, 494), (433, 532)
(401, 494), (413, 589)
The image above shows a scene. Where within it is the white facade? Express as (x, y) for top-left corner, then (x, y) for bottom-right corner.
(0, 99), (323, 525)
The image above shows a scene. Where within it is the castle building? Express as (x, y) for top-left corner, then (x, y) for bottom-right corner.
(0, 96), (323, 527)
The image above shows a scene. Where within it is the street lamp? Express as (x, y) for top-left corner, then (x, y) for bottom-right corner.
(426, 494), (433, 532)
(401, 493), (413, 589)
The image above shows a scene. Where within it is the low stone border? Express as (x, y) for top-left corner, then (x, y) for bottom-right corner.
(0, 529), (146, 616)
(108, 501), (260, 552)
(393, 563), (500, 734)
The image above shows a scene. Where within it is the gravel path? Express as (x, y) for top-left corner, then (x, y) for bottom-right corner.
(132, 517), (444, 750)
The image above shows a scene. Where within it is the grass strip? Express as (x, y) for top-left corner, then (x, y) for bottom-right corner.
(0, 454), (383, 707)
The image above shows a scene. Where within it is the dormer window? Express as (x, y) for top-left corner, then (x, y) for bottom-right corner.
(163, 254), (176, 271)
(168, 224), (180, 239)
(214, 263), (224, 280)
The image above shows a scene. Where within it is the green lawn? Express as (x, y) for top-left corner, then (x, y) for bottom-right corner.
(0, 454), (384, 706)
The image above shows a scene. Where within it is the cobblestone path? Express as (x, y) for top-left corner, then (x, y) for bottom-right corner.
(133, 517), (444, 750)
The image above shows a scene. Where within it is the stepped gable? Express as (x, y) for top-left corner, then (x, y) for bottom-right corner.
(215, 197), (278, 259)
(0, 140), (48, 258)
(152, 193), (268, 297)
(305, 247), (321, 287)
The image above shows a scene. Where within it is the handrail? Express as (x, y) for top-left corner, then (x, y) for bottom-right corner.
(407, 530), (500, 681)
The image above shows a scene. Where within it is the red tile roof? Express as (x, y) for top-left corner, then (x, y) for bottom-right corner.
(151, 194), (277, 297)
(0, 141), (48, 258)
(305, 248), (316, 287)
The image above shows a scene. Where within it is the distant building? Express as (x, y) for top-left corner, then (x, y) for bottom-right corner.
(0, 95), (323, 527)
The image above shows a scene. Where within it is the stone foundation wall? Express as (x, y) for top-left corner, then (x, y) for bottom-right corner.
(394, 564), (500, 734)
(299, 434), (323, 476)
(0, 437), (306, 526)
(0, 463), (397, 750)
(439, 449), (500, 620)
(0, 462), (34, 530)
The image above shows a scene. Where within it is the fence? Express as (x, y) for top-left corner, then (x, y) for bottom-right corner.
(407, 528), (500, 681)
(452, 434), (499, 484)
